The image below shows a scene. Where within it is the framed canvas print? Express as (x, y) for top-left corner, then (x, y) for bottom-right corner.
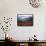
(17, 14), (33, 26)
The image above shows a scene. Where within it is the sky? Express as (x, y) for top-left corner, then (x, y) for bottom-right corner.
(18, 14), (33, 20)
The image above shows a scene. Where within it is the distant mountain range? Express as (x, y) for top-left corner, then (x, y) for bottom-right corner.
(17, 16), (33, 22)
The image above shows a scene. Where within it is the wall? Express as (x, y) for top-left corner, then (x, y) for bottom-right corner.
(0, 0), (46, 40)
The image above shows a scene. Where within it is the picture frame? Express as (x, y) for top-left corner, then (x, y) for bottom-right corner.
(17, 14), (33, 26)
